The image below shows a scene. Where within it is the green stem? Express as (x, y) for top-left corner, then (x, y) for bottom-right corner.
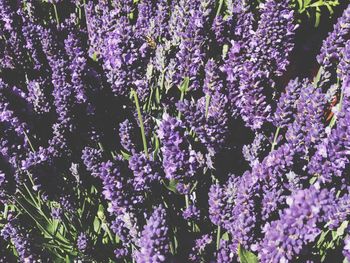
(173, 232), (178, 254)
(205, 94), (211, 119)
(14, 198), (72, 248)
(160, 70), (165, 91)
(53, 4), (60, 25)
(216, 0), (224, 16)
(177, 88), (186, 119)
(4, 204), (9, 219)
(270, 126), (281, 152)
(313, 66), (323, 87)
(131, 244), (136, 263)
(103, 222), (115, 244)
(169, 240), (174, 255)
(23, 131), (35, 152)
(22, 184), (39, 206)
(329, 79), (345, 128)
(78, 5), (82, 21)
(98, 142), (104, 152)
(25, 171), (37, 190)
(337, 76), (345, 114)
(131, 89), (149, 158)
(185, 195), (189, 209)
(146, 87), (154, 112)
(216, 225), (221, 250)
(21, 174), (52, 224)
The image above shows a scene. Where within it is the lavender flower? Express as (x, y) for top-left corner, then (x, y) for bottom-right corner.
(115, 247), (129, 259)
(0, 0), (25, 69)
(0, 170), (8, 200)
(128, 152), (161, 191)
(51, 206), (62, 220)
(77, 233), (90, 253)
(81, 147), (103, 177)
(136, 205), (170, 263)
(221, 144), (296, 252)
(153, 0), (171, 40)
(135, 0), (156, 38)
(172, 3), (210, 90)
(317, 4), (350, 69)
(26, 77), (52, 114)
(232, 0), (256, 43)
(21, 15), (47, 71)
(119, 119), (139, 154)
(1, 218), (43, 262)
(183, 204), (200, 221)
(101, 16), (150, 99)
(216, 240), (236, 263)
(338, 40), (350, 85)
(98, 159), (135, 216)
(285, 83), (326, 155)
(157, 114), (199, 181)
(273, 78), (303, 128)
(258, 187), (335, 263)
(212, 15), (226, 45)
(84, 1), (108, 58)
(178, 92), (229, 154)
(327, 192), (350, 230)
(203, 59), (224, 96)
(221, 41), (245, 117)
(343, 234), (350, 262)
(238, 0), (296, 129)
(242, 133), (268, 168)
(40, 26), (74, 123)
(64, 16), (88, 103)
(188, 234), (213, 262)
(308, 101), (350, 185)
(208, 184), (225, 226)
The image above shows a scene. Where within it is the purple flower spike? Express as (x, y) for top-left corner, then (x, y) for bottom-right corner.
(136, 205), (170, 263)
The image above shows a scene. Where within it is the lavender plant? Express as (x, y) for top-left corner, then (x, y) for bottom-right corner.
(1, 0), (350, 262)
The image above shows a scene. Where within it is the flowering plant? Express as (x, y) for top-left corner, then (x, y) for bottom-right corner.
(1, 0), (350, 262)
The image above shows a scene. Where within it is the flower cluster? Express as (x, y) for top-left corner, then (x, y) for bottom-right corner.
(1, 0), (350, 262)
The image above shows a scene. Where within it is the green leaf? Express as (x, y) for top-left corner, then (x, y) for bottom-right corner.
(335, 221), (349, 240)
(222, 231), (229, 241)
(313, 66), (323, 86)
(163, 179), (178, 193)
(97, 204), (106, 221)
(222, 44), (229, 59)
(93, 216), (101, 234)
(178, 77), (190, 94)
(297, 0), (303, 10)
(317, 230), (330, 247)
(121, 150), (131, 160)
(155, 87), (160, 104)
(305, 0), (312, 6)
(91, 52), (98, 62)
(309, 175), (318, 185)
(314, 6), (321, 28)
(153, 134), (160, 157)
(238, 244), (258, 263)
(324, 3), (334, 14)
(309, 0), (324, 8)
(115, 234), (121, 244)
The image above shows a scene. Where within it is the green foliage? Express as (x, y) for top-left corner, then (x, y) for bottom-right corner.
(296, 0), (340, 27)
(238, 244), (259, 263)
(316, 221), (349, 262)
